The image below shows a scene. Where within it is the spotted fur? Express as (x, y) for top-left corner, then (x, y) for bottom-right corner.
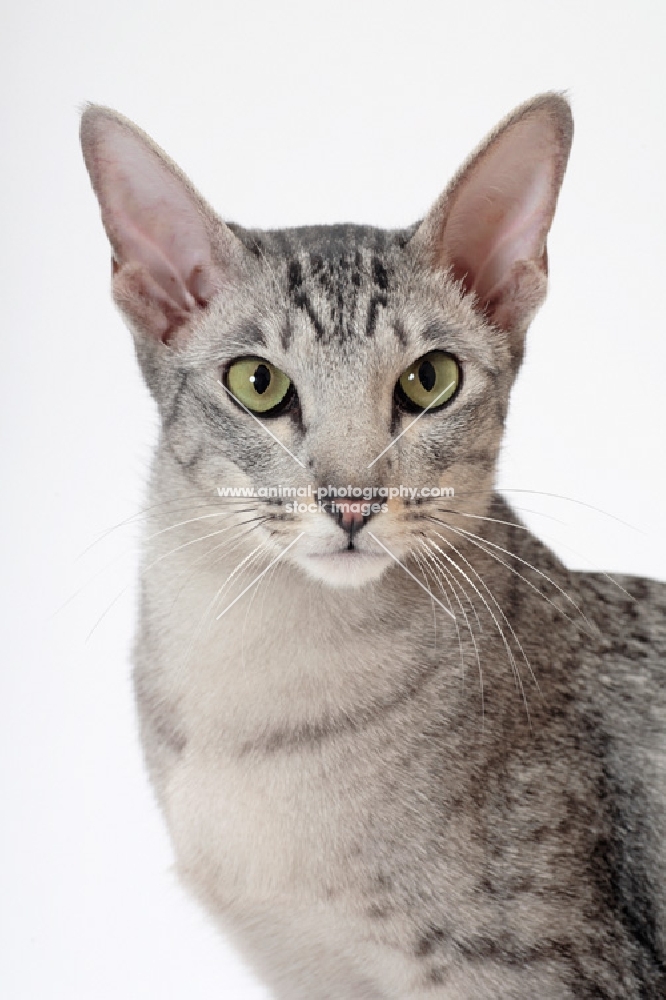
(80, 95), (666, 998)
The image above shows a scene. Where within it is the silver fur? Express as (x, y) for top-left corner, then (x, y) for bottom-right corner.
(81, 95), (666, 998)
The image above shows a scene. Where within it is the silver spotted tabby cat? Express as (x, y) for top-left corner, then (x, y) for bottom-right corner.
(81, 95), (666, 998)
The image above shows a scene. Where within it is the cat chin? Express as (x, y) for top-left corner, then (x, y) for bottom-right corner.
(294, 551), (392, 588)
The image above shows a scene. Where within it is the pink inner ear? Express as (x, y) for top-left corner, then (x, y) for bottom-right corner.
(84, 113), (217, 331)
(114, 209), (199, 311)
(438, 110), (565, 318)
(470, 162), (552, 301)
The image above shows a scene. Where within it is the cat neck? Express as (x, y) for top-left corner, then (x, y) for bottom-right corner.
(138, 486), (562, 752)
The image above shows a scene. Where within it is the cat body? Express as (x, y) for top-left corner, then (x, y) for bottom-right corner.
(81, 96), (666, 997)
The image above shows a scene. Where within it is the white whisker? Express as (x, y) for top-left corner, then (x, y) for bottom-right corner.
(215, 533), (305, 621)
(182, 539), (273, 667)
(412, 548), (439, 650)
(85, 514), (268, 642)
(76, 492), (264, 559)
(366, 532), (455, 621)
(414, 544), (464, 672)
(426, 534), (534, 726)
(417, 539), (483, 713)
(167, 519), (270, 615)
(427, 515), (594, 636)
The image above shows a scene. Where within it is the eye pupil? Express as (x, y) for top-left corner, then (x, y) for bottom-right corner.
(251, 364), (271, 394)
(418, 360), (436, 392)
(226, 357), (292, 414)
(396, 351), (460, 412)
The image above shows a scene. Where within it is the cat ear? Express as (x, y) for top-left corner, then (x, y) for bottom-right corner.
(415, 93), (573, 357)
(80, 106), (242, 343)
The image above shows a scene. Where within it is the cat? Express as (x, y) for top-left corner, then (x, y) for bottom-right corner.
(80, 94), (666, 998)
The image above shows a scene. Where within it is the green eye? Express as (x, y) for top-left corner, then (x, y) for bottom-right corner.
(225, 357), (293, 414)
(397, 351), (461, 411)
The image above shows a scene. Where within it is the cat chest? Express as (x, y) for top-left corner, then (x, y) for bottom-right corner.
(162, 742), (364, 907)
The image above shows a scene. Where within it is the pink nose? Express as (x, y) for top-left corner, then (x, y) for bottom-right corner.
(336, 501), (366, 528)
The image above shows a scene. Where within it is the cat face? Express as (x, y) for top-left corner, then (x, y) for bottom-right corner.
(81, 96), (572, 588)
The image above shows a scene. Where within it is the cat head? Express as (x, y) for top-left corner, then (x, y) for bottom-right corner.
(81, 95), (572, 588)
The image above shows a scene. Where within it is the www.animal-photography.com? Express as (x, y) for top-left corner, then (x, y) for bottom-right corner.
(2, 3), (665, 998)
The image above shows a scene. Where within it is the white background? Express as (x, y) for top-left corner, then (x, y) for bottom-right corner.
(1, 2), (665, 997)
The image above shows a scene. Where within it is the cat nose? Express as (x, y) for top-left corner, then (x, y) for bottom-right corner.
(319, 492), (377, 538)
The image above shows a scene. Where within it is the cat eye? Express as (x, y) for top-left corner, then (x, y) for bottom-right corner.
(396, 351), (461, 412)
(225, 357), (293, 415)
